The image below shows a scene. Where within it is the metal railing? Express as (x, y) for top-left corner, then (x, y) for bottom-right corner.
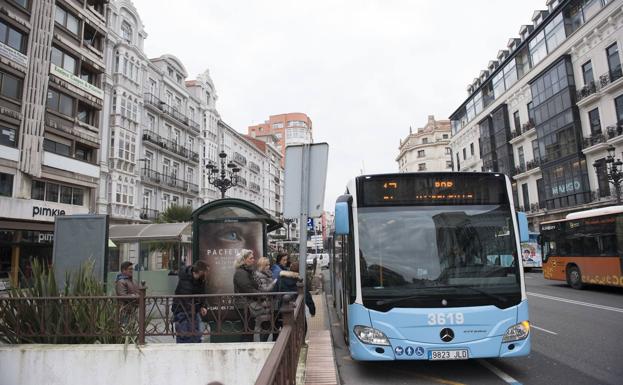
(576, 68), (623, 102)
(143, 93), (199, 132)
(140, 208), (160, 220)
(255, 285), (305, 385)
(142, 130), (199, 162)
(583, 130), (607, 148)
(0, 287), (300, 345)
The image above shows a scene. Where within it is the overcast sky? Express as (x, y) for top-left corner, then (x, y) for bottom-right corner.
(131, 0), (546, 211)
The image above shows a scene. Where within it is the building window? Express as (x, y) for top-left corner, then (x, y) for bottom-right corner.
(513, 111), (521, 134)
(544, 12), (565, 52)
(470, 143), (475, 156)
(45, 183), (59, 202)
(31, 180), (45, 200)
(13, 0), (28, 9)
(0, 71), (22, 100)
(422, 137), (428, 144)
(0, 125), (17, 147)
(43, 138), (70, 157)
(417, 149), (425, 158)
(462, 148), (467, 160)
(55, 5), (79, 35)
(121, 21), (132, 43)
(607, 42), (622, 80)
(442, 134), (448, 139)
(0, 172), (13, 197)
(51, 46), (77, 74)
(582, 61), (594, 85)
(0, 20), (27, 53)
(615, 94), (623, 124)
(75, 144), (93, 162)
(47, 89), (74, 116)
(77, 102), (97, 126)
(445, 147), (451, 155)
(518, 146), (525, 168)
(588, 108), (601, 134)
(446, 160), (452, 169)
(521, 183), (530, 208)
(418, 163), (426, 171)
(529, 30), (547, 66)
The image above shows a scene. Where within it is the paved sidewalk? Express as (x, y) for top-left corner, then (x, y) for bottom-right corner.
(303, 291), (339, 385)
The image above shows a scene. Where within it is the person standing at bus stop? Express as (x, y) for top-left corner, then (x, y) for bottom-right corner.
(172, 260), (209, 343)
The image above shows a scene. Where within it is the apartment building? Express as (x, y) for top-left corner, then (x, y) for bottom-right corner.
(449, 0), (623, 228)
(219, 120), (283, 216)
(0, 0), (107, 285)
(247, 112), (313, 166)
(139, 55), (204, 220)
(397, 115), (452, 172)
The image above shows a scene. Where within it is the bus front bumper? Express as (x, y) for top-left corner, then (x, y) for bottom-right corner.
(349, 333), (531, 361)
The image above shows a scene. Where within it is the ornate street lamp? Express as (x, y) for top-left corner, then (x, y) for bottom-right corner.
(206, 150), (241, 199)
(593, 145), (623, 204)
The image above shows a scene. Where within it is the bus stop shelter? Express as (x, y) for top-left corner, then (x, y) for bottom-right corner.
(107, 222), (192, 294)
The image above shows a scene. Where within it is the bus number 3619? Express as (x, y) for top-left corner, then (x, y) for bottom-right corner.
(427, 313), (464, 325)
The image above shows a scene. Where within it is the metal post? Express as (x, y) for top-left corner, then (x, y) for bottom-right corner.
(138, 281), (146, 344)
(299, 144), (310, 293)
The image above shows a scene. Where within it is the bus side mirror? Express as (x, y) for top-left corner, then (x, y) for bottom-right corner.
(335, 200), (350, 235)
(517, 212), (529, 242)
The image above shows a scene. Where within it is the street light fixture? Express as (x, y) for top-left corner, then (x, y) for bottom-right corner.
(206, 150), (241, 199)
(593, 145), (623, 204)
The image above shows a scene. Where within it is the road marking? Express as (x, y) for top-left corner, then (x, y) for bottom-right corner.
(527, 292), (623, 313)
(392, 368), (466, 385)
(531, 324), (558, 335)
(478, 359), (522, 385)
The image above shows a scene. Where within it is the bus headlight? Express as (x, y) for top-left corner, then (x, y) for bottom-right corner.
(502, 321), (530, 342)
(353, 325), (390, 345)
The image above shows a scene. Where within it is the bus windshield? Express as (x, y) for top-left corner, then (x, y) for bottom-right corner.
(357, 204), (521, 310)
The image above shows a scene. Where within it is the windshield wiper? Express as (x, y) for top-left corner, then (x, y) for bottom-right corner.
(375, 294), (428, 306)
(432, 285), (508, 303)
(374, 285), (508, 306)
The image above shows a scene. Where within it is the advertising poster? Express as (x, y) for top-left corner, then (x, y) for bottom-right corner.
(198, 220), (263, 294)
(520, 241), (542, 268)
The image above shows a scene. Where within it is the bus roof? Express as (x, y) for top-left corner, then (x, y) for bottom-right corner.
(541, 205), (623, 226)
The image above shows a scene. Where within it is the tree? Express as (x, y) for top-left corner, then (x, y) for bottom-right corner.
(157, 204), (192, 223)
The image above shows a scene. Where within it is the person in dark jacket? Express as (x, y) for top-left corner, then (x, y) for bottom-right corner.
(283, 262), (315, 316)
(172, 260), (209, 343)
(115, 261), (139, 296)
(233, 249), (261, 342)
(115, 261), (139, 325)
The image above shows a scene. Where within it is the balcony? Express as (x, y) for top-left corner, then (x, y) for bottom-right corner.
(142, 130), (199, 163)
(233, 152), (247, 167)
(249, 182), (261, 193)
(576, 81), (597, 102)
(139, 208), (160, 221)
(249, 161), (261, 174)
(141, 168), (162, 184)
(143, 93), (198, 132)
(606, 124), (623, 140)
(582, 130), (607, 149)
(509, 120), (536, 143)
(237, 176), (247, 188)
(576, 68), (623, 106)
(184, 181), (199, 194)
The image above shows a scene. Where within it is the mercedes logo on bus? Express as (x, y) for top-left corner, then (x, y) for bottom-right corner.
(440, 328), (454, 342)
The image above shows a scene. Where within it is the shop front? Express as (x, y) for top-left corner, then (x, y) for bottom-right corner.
(0, 196), (88, 290)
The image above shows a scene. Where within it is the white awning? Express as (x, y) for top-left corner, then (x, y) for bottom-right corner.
(109, 222), (191, 243)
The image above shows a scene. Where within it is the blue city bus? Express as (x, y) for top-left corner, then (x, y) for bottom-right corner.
(332, 172), (530, 361)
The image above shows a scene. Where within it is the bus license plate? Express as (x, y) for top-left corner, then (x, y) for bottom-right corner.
(428, 349), (469, 360)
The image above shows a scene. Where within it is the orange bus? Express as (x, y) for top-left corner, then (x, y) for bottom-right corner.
(540, 206), (623, 289)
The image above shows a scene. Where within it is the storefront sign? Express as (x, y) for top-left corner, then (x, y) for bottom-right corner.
(0, 196), (88, 222)
(0, 42), (28, 67)
(50, 63), (104, 99)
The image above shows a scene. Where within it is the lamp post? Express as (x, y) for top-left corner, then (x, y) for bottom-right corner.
(206, 150), (241, 199)
(593, 145), (623, 204)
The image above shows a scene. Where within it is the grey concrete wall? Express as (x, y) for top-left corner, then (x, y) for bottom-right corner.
(0, 342), (274, 385)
